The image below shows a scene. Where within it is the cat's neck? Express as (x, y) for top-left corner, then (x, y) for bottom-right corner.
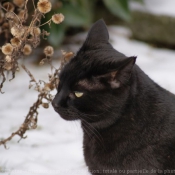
(125, 65), (175, 127)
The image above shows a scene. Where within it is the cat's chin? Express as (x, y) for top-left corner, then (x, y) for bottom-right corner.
(59, 114), (79, 121)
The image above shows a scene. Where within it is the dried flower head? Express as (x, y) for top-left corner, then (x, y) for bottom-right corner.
(3, 2), (15, 12)
(42, 103), (49, 108)
(10, 37), (21, 47)
(18, 10), (28, 21)
(1, 43), (14, 55)
(44, 46), (54, 57)
(3, 62), (13, 70)
(64, 51), (74, 62)
(22, 44), (32, 55)
(11, 26), (19, 37)
(52, 13), (64, 24)
(13, 0), (25, 8)
(5, 55), (12, 63)
(30, 27), (41, 36)
(37, 0), (52, 14)
(43, 83), (54, 91)
(11, 25), (25, 37)
(5, 12), (16, 20)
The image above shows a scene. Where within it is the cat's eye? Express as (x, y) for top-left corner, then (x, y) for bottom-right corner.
(74, 91), (84, 98)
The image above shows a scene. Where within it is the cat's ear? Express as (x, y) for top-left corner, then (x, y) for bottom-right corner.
(98, 57), (136, 88)
(84, 19), (109, 45)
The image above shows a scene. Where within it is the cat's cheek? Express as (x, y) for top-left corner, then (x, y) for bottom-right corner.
(67, 97), (74, 106)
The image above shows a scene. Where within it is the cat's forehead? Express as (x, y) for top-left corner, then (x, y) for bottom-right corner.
(59, 58), (87, 86)
(59, 59), (106, 91)
(59, 51), (98, 83)
(60, 47), (127, 84)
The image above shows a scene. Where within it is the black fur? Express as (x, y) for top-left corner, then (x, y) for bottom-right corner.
(52, 19), (175, 175)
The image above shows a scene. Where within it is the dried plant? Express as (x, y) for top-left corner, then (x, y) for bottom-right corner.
(0, 0), (64, 93)
(0, 50), (73, 149)
(0, 0), (72, 148)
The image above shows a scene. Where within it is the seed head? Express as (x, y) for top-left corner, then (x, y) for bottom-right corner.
(61, 50), (74, 62)
(37, 0), (52, 14)
(5, 12), (16, 20)
(11, 26), (19, 37)
(3, 2), (15, 12)
(43, 83), (54, 91)
(30, 27), (41, 36)
(3, 63), (13, 70)
(13, 0), (25, 8)
(64, 51), (74, 62)
(18, 10), (28, 20)
(22, 44), (32, 55)
(52, 13), (64, 24)
(10, 37), (21, 47)
(42, 103), (49, 108)
(44, 46), (54, 57)
(5, 55), (12, 63)
(11, 25), (25, 37)
(1, 43), (14, 55)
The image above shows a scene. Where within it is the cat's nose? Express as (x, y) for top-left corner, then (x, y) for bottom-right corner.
(52, 91), (68, 108)
(52, 98), (59, 108)
(52, 93), (60, 108)
(52, 94), (62, 108)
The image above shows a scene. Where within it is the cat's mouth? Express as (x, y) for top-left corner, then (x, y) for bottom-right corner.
(53, 106), (79, 121)
(52, 106), (59, 113)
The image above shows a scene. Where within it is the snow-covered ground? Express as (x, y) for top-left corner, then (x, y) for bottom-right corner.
(1, 25), (175, 175)
(130, 0), (175, 17)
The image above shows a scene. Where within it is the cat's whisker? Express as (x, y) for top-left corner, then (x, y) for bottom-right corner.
(81, 119), (104, 149)
(79, 121), (92, 141)
(69, 107), (97, 121)
(59, 106), (106, 148)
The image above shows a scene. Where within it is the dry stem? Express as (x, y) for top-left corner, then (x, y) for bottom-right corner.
(0, 0), (69, 148)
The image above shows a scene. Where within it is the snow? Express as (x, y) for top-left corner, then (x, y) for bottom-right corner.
(130, 0), (175, 17)
(1, 25), (175, 175)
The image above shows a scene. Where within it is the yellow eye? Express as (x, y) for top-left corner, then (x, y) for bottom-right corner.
(74, 91), (84, 98)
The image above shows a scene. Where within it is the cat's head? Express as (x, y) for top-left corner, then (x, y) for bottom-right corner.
(52, 19), (136, 128)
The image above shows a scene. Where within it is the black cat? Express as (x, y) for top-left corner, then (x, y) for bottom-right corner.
(52, 19), (175, 175)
